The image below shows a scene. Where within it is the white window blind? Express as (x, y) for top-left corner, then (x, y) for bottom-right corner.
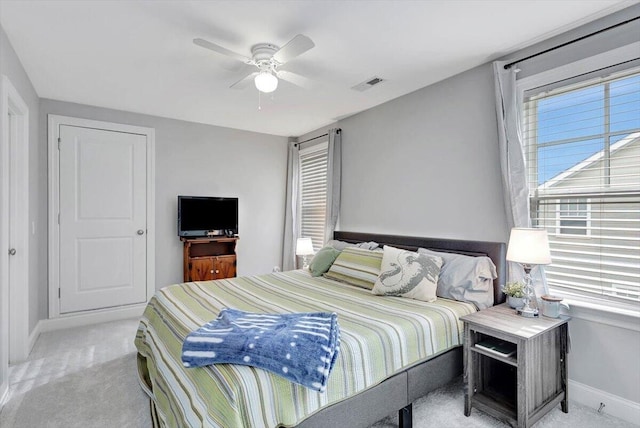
(523, 69), (640, 304)
(299, 141), (329, 252)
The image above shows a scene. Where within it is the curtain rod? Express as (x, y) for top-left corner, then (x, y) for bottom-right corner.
(504, 15), (639, 70)
(296, 129), (341, 146)
(298, 133), (328, 144)
(524, 57), (640, 94)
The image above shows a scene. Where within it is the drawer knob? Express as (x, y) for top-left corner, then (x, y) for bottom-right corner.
(210, 270), (214, 274)
(215, 270), (220, 274)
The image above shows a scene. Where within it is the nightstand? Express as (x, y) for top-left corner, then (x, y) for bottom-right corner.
(460, 303), (570, 428)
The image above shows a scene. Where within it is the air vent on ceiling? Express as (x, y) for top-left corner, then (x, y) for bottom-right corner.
(351, 76), (385, 92)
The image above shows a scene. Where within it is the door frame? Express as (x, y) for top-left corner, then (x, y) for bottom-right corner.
(1, 75), (30, 398)
(48, 115), (155, 318)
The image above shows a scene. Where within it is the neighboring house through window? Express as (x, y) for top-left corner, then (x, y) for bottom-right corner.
(557, 198), (590, 236)
(523, 69), (640, 304)
(298, 140), (329, 252)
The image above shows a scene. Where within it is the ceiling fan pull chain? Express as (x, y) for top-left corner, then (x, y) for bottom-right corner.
(257, 89), (262, 111)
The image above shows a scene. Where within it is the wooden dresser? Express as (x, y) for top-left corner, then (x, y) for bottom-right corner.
(181, 236), (238, 282)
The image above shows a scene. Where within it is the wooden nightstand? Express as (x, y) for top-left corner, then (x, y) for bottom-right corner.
(460, 303), (570, 428)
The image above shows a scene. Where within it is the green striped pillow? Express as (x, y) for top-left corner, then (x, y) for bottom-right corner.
(323, 247), (383, 289)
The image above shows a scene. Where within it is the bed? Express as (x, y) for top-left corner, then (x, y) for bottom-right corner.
(135, 231), (506, 428)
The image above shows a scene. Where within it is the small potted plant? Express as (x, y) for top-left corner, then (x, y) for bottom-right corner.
(503, 282), (526, 308)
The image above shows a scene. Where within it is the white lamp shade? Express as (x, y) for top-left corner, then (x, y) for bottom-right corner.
(296, 238), (314, 256)
(254, 71), (278, 93)
(506, 228), (552, 265)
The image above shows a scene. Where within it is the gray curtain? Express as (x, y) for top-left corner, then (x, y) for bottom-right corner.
(493, 61), (549, 297)
(324, 129), (342, 244)
(282, 139), (299, 271)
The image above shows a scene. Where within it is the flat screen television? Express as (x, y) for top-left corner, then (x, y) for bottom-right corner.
(178, 196), (238, 237)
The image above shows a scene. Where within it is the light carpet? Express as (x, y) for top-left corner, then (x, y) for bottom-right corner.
(0, 318), (636, 428)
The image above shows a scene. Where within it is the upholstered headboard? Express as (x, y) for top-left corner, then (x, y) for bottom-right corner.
(333, 231), (507, 305)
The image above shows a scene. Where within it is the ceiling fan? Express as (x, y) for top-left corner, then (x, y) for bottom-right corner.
(193, 34), (315, 93)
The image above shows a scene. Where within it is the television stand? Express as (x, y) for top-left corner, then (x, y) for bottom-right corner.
(181, 236), (238, 282)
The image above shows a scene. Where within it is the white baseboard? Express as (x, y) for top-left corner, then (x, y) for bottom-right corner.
(37, 304), (146, 335)
(570, 379), (640, 425)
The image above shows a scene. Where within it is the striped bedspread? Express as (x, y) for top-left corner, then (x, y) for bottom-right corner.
(134, 270), (477, 428)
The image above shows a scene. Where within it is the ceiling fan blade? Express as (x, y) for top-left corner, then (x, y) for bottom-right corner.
(277, 70), (314, 89)
(193, 38), (252, 63)
(230, 71), (258, 89)
(272, 34), (315, 65)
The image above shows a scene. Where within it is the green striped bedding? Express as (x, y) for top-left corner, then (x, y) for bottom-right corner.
(134, 270), (477, 428)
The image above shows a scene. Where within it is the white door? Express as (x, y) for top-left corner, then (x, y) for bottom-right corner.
(1, 112), (12, 386)
(2, 76), (30, 367)
(58, 125), (147, 313)
(1, 112), (9, 396)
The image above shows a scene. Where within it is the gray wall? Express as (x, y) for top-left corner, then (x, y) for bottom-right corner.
(40, 99), (288, 299)
(300, 64), (508, 243)
(299, 4), (640, 406)
(0, 25), (44, 334)
(339, 63), (507, 242)
(569, 316), (640, 403)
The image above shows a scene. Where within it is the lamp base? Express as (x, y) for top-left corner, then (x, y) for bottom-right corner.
(516, 307), (539, 318)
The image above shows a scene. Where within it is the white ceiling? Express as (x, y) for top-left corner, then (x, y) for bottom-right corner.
(0, 0), (634, 137)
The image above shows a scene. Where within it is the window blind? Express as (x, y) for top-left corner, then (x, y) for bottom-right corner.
(299, 141), (329, 252)
(523, 69), (640, 304)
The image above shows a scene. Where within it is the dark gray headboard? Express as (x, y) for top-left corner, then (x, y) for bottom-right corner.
(334, 231), (507, 305)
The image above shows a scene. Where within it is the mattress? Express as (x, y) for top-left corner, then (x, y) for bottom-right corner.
(134, 269), (477, 428)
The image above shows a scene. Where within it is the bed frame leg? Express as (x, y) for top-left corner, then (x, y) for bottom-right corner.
(399, 403), (412, 428)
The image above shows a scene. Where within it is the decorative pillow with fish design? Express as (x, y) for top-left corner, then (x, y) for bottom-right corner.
(372, 245), (443, 301)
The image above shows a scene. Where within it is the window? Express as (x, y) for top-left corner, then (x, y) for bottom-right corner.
(523, 70), (640, 304)
(298, 141), (329, 252)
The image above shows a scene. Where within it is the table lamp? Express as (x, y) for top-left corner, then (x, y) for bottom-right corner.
(506, 228), (552, 317)
(296, 237), (315, 269)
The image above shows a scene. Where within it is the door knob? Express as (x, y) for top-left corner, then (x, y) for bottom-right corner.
(137, 229), (145, 235)
(8, 248), (16, 256)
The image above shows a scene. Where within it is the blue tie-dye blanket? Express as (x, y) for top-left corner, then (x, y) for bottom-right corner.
(181, 308), (341, 392)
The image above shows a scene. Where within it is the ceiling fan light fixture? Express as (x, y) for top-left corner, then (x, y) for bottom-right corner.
(254, 71), (278, 93)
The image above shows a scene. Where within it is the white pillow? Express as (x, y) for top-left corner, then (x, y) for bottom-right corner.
(372, 246), (443, 302)
(418, 248), (497, 309)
